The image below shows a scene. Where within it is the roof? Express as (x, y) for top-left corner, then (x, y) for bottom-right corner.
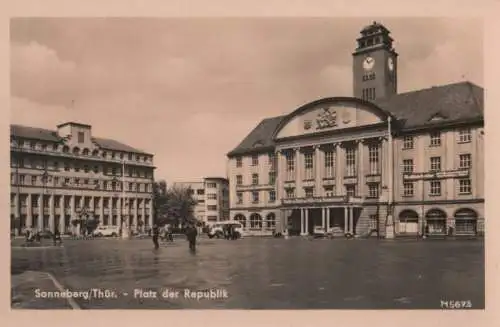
(10, 124), (152, 155)
(227, 115), (286, 156)
(227, 81), (484, 157)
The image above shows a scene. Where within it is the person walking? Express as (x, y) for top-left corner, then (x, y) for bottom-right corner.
(53, 227), (62, 246)
(186, 222), (198, 252)
(152, 224), (160, 250)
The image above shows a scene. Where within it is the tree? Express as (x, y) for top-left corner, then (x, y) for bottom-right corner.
(153, 181), (198, 227)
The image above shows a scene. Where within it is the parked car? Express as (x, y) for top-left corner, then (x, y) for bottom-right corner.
(93, 226), (120, 237)
(207, 221), (244, 239)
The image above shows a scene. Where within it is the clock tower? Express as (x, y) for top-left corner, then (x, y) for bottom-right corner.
(352, 21), (398, 101)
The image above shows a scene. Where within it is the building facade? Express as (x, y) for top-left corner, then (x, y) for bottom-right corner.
(173, 177), (230, 224)
(227, 22), (484, 237)
(10, 122), (155, 234)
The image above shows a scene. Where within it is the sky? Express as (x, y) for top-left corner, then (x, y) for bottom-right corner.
(10, 17), (483, 183)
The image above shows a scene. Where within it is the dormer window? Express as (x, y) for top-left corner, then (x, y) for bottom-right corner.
(78, 131), (85, 143)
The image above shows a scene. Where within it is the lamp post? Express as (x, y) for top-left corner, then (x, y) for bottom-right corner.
(385, 116), (395, 239)
(41, 167), (49, 233)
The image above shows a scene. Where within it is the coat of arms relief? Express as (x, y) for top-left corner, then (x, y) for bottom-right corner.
(316, 107), (338, 130)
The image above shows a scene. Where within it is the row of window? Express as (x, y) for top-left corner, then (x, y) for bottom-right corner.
(402, 154), (472, 174)
(402, 128), (472, 149)
(11, 174), (152, 193)
(235, 177), (473, 204)
(12, 194), (151, 208)
(12, 157), (153, 179)
(403, 179), (472, 196)
(236, 153), (276, 168)
(12, 138), (153, 163)
(362, 88), (376, 101)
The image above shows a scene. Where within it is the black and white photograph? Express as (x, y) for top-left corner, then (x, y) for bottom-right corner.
(9, 15), (486, 312)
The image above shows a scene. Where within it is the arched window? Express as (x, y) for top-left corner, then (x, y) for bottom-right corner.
(454, 208), (478, 235)
(425, 208), (447, 235)
(250, 213), (262, 229)
(398, 209), (419, 234)
(82, 148), (90, 156)
(234, 214), (246, 228)
(72, 147), (80, 155)
(266, 213), (276, 228)
(62, 146), (70, 153)
(92, 149), (99, 157)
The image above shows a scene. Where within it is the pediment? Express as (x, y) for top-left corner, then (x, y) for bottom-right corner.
(275, 99), (387, 139)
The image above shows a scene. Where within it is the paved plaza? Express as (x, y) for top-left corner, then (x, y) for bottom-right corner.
(11, 237), (484, 309)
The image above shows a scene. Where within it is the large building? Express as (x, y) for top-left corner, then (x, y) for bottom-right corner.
(173, 177), (230, 224)
(226, 21), (484, 237)
(10, 122), (155, 234)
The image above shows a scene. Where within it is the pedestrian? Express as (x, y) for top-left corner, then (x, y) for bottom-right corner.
(152, 224), (160, 250)
(53, 227), (62, 246)
(186, 222), (198, 252)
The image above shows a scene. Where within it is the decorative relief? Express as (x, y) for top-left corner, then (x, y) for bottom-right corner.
(303, 120), (312, 130)
(316, 107), (337, 130)
(341, 109), (352, 124)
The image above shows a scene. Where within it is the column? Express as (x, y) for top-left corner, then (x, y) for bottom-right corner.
(326, 208), (331, 231)
(27, 193), (33, 227)
(336, 144), (343, 195)
(37, 193), (43, 230)
(300, 208), (305, 235)
(295, 148), (302, 197)
(314, 146), (322, 196)
(276, 150), (282, 201)
(133, 198), (138, 228)
(49, 194), (55, 232)
(70, 195), (75, 222)
(322, 208), (326, 231)
(60, 195), (65, 232)
(349, 207), (354, 234)
(118, 197), (122, 227)
(90, 196), (95, 213)
(358, 140), (365, 196)
(148, 199), (153, 227)
(141, 200), (146, 229)
(305, 209), (309, 235)
(344, 206), (348, 233)
(100, 197), (105, 225)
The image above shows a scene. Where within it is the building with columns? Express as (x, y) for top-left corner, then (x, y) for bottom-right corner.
(173, 177), (230, 224)
(226, 21), (484, 238)
(10, 121), (155, 235)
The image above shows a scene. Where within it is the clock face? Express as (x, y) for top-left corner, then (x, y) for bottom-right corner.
(363, 57), (375, 71)
(388, 57), (394, 71)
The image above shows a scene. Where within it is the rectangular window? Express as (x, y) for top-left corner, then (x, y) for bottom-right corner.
(346, 185), (356, 197)
(236, 175), (243, 185)
(369, 214), (378, 230)
(31, 176), (37, 185)
(268, 152), (275, 165)
(236, 157), (242, 168)
(459, 154), (471, 169)
(403, 182), (414, 197)
(268, 171), (276, 185)
(304, 152), (314, 180)
(368, 144), (380, 174)
(207, 194), (217, 200)
(78, 131), (85, 143)
(429, 180), (441, 196)
(458, 128), (472, 143)
(207, 205), (217, 211)
(403, 136), (414, 149)
(304, 187), (314, 198)
(285, 188), (295, 198)
(368, 184), (380, 198)
(197, 189), (205, 195)
(252, 191), (259, 203)
(458, 178), (472, 194)
(236, 192), (243, 204)
(430, 157), (441, 172)
(252, 173), (259, 185)
(345, 147), (356, 176)
(324, 150), (336, 178)
(402, 159), (414, 174)
(207, 182), (216, 188)
(324, 186), (335, 197)
(64, 162), (70, 171)
(286, 152), (295, 181)
(269, 190), (276, 202)
(430, 131), (441, 147)
(251, 154), (259, 166)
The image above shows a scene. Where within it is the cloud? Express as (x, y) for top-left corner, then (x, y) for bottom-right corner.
(11, 41), (77, 105)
